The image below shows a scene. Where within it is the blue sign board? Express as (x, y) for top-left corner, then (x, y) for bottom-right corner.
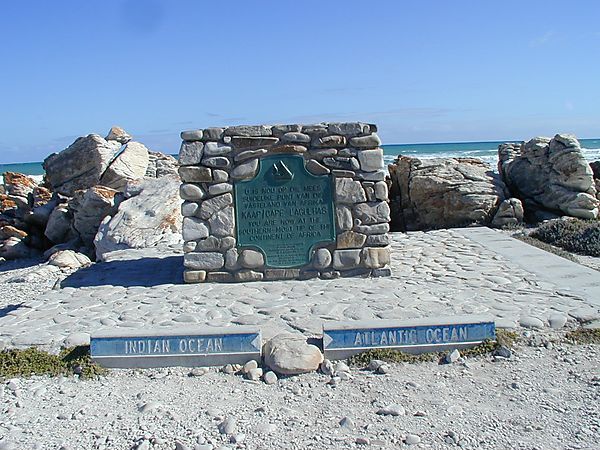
(323, 316), (496, 359)
(234, 155), (336, 268)
(91, 326), (261, 368)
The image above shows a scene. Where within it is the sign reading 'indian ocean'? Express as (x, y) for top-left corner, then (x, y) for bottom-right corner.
(323, 316), (496, 359)
(234, 155), (336, 268)
(91, 326), (261, 368)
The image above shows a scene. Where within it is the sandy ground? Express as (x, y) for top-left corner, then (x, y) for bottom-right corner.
(1, 329), (599, 450)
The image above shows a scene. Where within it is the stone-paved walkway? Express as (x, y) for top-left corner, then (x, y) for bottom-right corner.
(0, 228), (598, 351)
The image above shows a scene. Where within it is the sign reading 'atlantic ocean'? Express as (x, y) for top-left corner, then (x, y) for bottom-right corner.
(323, 316), (496, 359)
(234, 154), (336, 268)
(91, 326), (261, 368)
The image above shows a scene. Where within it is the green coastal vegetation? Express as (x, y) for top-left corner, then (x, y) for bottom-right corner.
(0, 346), (106, 380)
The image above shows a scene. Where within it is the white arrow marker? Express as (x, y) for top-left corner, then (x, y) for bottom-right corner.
(251, 334), (262, 351)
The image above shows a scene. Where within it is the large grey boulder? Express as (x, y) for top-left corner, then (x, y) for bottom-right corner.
(498, 135), (598, 219)
(388, 156), (506, 231)
(71, 186), (119, 245)
(263, 333), (324, 375)
(94, 175), (183, 261)
(99, 141), (150, 191)
(43, 134), (121, 195)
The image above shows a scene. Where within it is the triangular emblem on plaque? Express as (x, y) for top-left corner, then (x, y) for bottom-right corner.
(271, 160), (294, 181)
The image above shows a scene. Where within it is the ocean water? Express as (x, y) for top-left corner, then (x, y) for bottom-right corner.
(381, 138), (600, 167)
(1, 139), (599, 179)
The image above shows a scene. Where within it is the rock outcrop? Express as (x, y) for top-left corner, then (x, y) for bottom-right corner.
(146, 151), (178, 178)
(498, 135), (598, 220)
(105, 126), (132, 144)
(388, 156), (506, 231)
(99, 141), (150, 191)
(94, 175), (182, 261)
(491, 198), (524, 228)
(3, 172), (37, 200)
(43, 134), (121, 195)
(2, 126), (181, 261)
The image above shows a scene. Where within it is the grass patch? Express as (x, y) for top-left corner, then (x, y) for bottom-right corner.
(496, 329), (519, 347)
(565, 328), (600, 345)
(0, 346), (107, 380)
(347, 329), (519, 367)
(514, 234), (578, 262)
(530, 219), (600, 257)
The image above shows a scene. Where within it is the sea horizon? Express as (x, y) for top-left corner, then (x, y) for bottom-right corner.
(1, 137), (599, 177)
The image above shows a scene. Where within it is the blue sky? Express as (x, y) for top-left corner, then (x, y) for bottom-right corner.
(0, 0), (599, 163)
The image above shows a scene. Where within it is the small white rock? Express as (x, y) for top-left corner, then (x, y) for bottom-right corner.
(405, 434), (421, 445)
(376, 404), (405, 416)
(242, 360), (258, 374)
(246, 368), (263, 381)
(218, 417), (237, 435)
(263, 371), (278, 385)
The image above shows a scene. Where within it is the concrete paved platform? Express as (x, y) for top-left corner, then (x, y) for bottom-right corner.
(455, 227), (600, 307)
(0, 228), (598, 351)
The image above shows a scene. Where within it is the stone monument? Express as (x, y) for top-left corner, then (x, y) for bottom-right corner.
(178, 122), (391, 283)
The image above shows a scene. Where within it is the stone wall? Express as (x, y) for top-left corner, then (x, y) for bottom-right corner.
(179, 123), (391, 283)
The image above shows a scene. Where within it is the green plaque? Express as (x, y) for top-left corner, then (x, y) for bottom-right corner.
(234, 155), (336, 268)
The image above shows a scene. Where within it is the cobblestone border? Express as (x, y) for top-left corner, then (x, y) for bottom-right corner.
(178, 123), (391, 283)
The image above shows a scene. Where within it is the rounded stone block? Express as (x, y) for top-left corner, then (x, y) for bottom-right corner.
(180, 183), (205, 201)
(374, 181), (388, 201)
(180, 130), (203, 141)
(225, 248), (240, 270)
(235, 269), (264, 282)
(182, 217), (209, 241)
(231, 159), (259, 180)
(204, 142), (232, 156)
(332, 249), (362, 270)
(239, 249), (265, 269)
(336, 206), (353, 231)
(209, 206), (235, 238)
(306, 159), (330, 175)
(181, 201), (199, 217)
(198, 193), (233, 220)
(184, 252), (224, 270)
(337, 231), (367, 249)
(361, 247), (391, 269)
(213, 169), (229, 182)
(179, 141), (204, 165)
(184, 270), (207, 283)
(353, 201), (391, 225)
(312, 248), (332, 269)
(335, 178), (366, 204)
(357, 148), (384, 172)
(349, 133), (381, 148)
(178, 166), (212, 183)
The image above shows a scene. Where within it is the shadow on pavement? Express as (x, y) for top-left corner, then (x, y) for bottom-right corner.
(0, 257), (45, 274)
(0, 303), (25, 318)
(61, 255), (184, 288)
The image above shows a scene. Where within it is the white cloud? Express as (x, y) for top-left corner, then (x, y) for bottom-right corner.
(529, 31), (556, 48)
